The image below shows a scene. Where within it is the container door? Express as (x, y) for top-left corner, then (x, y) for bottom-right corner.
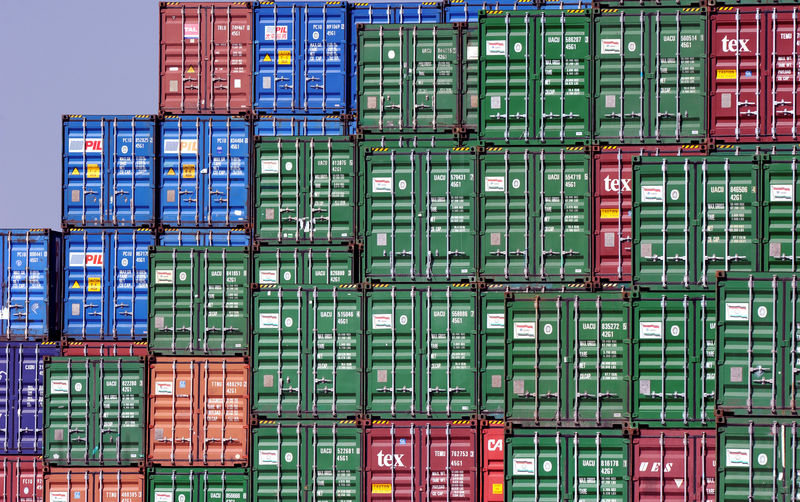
(358, 26), (404, 132)
(254, 4), (298, 112)
(308, 248), (355, 284)
(348, 4), (393, 113)
(308, 423), (362, 499)
(149, 249), (195, 354)
(252, 423), (303, 499)
(160, 5), (204, 114)
(2, 457), (43, 502)
(95, 359), (145, 464)
(196, 360), (249, 465)
(254, 250), (304, 286)
(301, 4), (347, 113)
(0, 347), (10, 452)
(95, 470), (144, 502)
(481, 423), (505, 501)
(307, 138), (356, 244)
(718, 422), (794, 499)
(406, 24), (460, 131)
(148, 360), (195, 464)
(45, 358), (91, 464)
(417, 423), (477, 499)
(255, 138), (304, 243)
(63, 231), (105, 337)
(206, 118), (249, 226)
(109, 117), (156, 226)
(768, 9), (800, 141)
(196, 249), (249, 354)
(160, 118), (203, 226)
(201, 469), (249, 500)
(18, 343), (58, 455)
(205, 4), (252, 114)
(460, 23), (479, 131)
(480, 291), (507, 417)
(762, 154), (800, 272)
(365, 423), (416, 500)
(63, 118), (105, 226)
(592, 149), (633, 282)
(108, 231), (152, 340)
(1, 232), (51, 338)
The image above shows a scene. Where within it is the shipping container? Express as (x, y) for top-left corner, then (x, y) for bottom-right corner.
(252, 420), (361, 501)
(158, 227), (250, 247)
(481, 423), (629, 501)
(252, 285), (362, 418)
(159, 2), (252, 114)
(149, 247), (249, 355)
(0, 455), (42, 502)
(630, 292), (716, 427)
(62, 115), (156, 227)
(45, 467), (143, 502)
(479, 10), (592, 144)
(159, 116), (250, 227)
(365, 419), (477, 501)
(632, 153), (759, 288)
(255, 114), (348, 136)
(716, 274), (800, 416)
(44, 357), (145, 466)
(0, 342), (60, 455)
(358, 23), (464, 134)
(254, 2), (347, 113)
(148, 357), (249, 466)
(596, 0), (704, 6)
(710, 6), (800, 142)
(361, 147), (477, 282)
(348, 2), (443, 113)
(365, 285), (477, 419)
(148, 468), (248, 501)
(442, 0), (537, 23)
(478, 146), (591, 282)
(540, 0), (591, 7)
(594, 8), (706, 144)
(504, 292), (630, 425)
(254, 136), (356, 245)
(60, 340), (149, 358)
(0, 230), (61, 340)
(254, 246), (356, 286)
(62, 229), (153, 340)
(762, 151), (800, 273)
(717, 419), (800, 500)
(631, 429), (716, 502)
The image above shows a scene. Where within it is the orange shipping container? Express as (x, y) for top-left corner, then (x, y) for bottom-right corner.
(45, 468), (143, 502)
(148, 357), (249, 466)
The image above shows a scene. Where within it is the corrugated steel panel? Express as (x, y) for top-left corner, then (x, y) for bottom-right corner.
(158, 116), (250, 227)
(159, 2), (253, 114)
(443, 0), (537, 23)
(44, 357), (145, 466)
(45, 467), (144, 502)
(254, 247), (356, 286)
(0, 230), (61, 340)
(62, 229), (154, 341)
(0, 342), (60, 455)
(762, 152), (800, 273)
(149, 247), (249, 356)
(60, 341), (149, 358)
(255, 114), (347, 136)
(62, 116), (156, 227)
(0, 456), (43, 502)
(254, 2), (348, 113)
(157, 228), (250, 247)
(148, 468), (249, 501)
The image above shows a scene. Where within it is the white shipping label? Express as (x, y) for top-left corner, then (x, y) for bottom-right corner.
(50, 380), (69, 394)
(771, 184), (793, 202)
(486, 313), (505, 329)
(725, 302), (750, 321)
(260, 450), (279, 465)
(49, 493), (69, 502)
(260, 269), (278, 284)
(639, 321), (662, 339)
(512, 458), (537, 476)
(641, 186), (664, 203)
(155, 270), (174, 284)
(726, 448), (750, 467)
(261, 159), (280, 174)
(154, 381), (174, 395)
(265, 25), (288, 41)
(467, 44), (479, 60)
(260, 313), (280, 329)
(485, 40), (506, 56)
(485, 176), (505, 192)
(372, 314), (393, 330)
(513, 322), (536, 339)
(372, 177), (393, 193)
(601, 39), (621, 54)
(0, 306), (8, 321)
(154, 492), (174, 502)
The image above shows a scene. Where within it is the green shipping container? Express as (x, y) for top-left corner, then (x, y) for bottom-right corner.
(479, 10), (591, 144)
(762, 153), (800, 273)
(361, 147), (477, 282)
(358, 24), (462, 133)
(504, 292), (630, 425)
(149, 247), (250, 355)
(252, 420), (362, 502)
(632, 154), (760, 288)
(479, 146), (590, 282)
(45, 356), (145, 465)
(717, 274), (800, 416)
(717, 419), (800, 500)
(594, 8), (706, 143)
(629, 292), (716, 427)
(365, 285), (478, 418)
(252, 286), (363, 417)
(253, 247), (356, 286)
(254, 136), (356, 245)
(149, 468), (249, 502)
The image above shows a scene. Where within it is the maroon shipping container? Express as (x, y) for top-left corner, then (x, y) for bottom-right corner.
(148, 357), (249, 466)
(45, 467), (144, 502)
(592, 145), (707, 282)
(0, 456), (42, 502)
(365, 420), (477, 501)
(60, 340), (149, 357)
(159, 2), (253, 114)
(480, 422), (504, 502)
(631, 429), (716, 502)
(710, 6), (800, 142)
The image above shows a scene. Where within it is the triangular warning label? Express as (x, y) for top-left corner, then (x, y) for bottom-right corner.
(167, 168), (176, 176)
(187, 66), (195, 73)
(263, 53), (272, 62)
(71, 281), (80, 289)
(71, 168), (79, 175)
(675, 479), (683, 488)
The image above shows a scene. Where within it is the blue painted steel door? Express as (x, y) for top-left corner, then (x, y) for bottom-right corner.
(443, 0), (538, 22)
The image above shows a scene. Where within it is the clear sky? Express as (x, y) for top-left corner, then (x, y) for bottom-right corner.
(0, 0), (164, 229)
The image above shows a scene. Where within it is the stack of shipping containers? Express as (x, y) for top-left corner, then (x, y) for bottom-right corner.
(0, 0), (796, 500)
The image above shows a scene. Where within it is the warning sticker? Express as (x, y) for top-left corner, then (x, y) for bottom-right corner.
(155, 381), (173, 395)
(725, 302), (750, 321)
(182, 165), (196, 179)
(601, 39), (621, 54)
(485, 40), (506, 56)
(512, 458), (537, 475)
(260, 313), (280, 329)
(71, 168), (80, 176)
(155, 270), (174, 284)
(513, 322), (536, 339)
(726, 448), (750, 467)
(50, 380), (69, 394)
(263, 53), (272, 62)
(372, 313), (393, 330)
(184, 23), (199, 39)
(87, 277), (102, 292)
(70, 281), (80, 289)
(485, 176), (505, 192)
(716, 69), (737, 80)
(639, 321), (662, 339)
(641, 186), (664, 203)
(259, 450), (279, 465)
(492, 483), (503, 495)
(600, 208), (620, 219)
(486, 313), (505, 329)
(86, 164), (101, 178)
(278, 51), (292, 65)
(371, 484), (392, 494)
(771, 184), (793, 202)
(265, 25), (288, 41)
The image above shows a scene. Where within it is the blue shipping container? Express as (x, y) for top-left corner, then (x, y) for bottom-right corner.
(254, 114), (347, 136)
(62, 115), (157, 227)
(347, 1), (443, 111)
(0, 341), (61, 455)
(62, 229), (154, 340)
(159, 116), (250, 227)
(540, 0), (590, 8)
(0, 230), (61, 340)
(254, 2), (348, 113)
(443, 0), (538, 22)
(158, 228), (251, 247)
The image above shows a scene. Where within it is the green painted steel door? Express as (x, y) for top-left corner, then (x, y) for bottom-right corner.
(480, 288), (509, 418)
(148, 468), (249, 502)
(45, 357), (145, 465)
(253, 247), (355, 286)
(762, 153), (800, 272)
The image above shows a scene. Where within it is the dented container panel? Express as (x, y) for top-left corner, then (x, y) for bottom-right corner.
(148, 468), (249, 502)
(254, 247), (356, 286)
(45, 468), (144, 502)
(0, 456), (43, 502)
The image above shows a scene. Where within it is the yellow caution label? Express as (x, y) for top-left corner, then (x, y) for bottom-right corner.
(71, 168), (80, 176)
(187, 66), (195, 74)
(87, 277), (101, 292)
(278, 50), (291, 65)
(600, 208), (620, 219)
(492, 483), (503, 495)
(716, 69), (737, 80)
(182, 165), (196, 179)
(371, 484), (392, 494)
(263, 53), (272, 62)
(167, 168), (176, 176)
(70, 281), (80, 289)
(86, 165), (101, 178)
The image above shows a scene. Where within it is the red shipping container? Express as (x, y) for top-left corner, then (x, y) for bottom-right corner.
(592, 145), (706, 282)
(45, 467), (143, 502)
(60, 340), (149, 357)
(148, 357), (249, 466)
(159, 2), (253, 114)
(365, 420), (477, 501)
(710, 6), (800, 142)
(480, 421), (505, 502)
(631, 429), (716, 502)
(0, 456), (42, 502)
